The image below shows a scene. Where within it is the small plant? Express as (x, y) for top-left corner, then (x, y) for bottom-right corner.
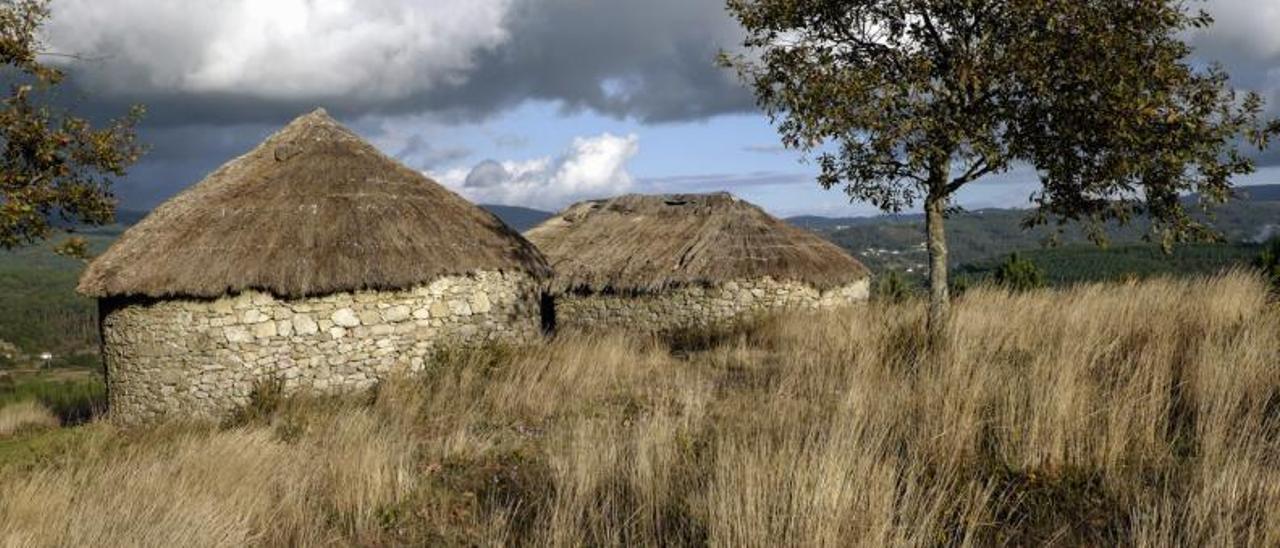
(951, 273), (975, 297)
(994, 253), (1046, 292)
(224, 377), (286, 428)
(873, 270), (915, 303)
(1256, 238), (1280, 290)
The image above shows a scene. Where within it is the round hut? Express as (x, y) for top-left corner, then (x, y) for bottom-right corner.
(78, 109), (551, 422)
(525, 192), (871, 333)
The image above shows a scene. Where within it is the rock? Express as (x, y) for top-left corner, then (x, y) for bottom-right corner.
(429, 300), (451, 318)
(276, 320), (294, 337)
(224, 326), (252, 343)
(253, 321), (277, 339)
(382, 305), (411, 322)
(449, 300), (473, 316)
(292, 314), (318, 335)
(231, 292), (254, 309)
(239, 308), (268, 324)
(210, 298), (235, 314)
(412, 307), (431, 320)
(470, 292), (491, 314)
(358, 310), (381, 325)
(329, 326), (348, 340)
(331, 308), (360, 327)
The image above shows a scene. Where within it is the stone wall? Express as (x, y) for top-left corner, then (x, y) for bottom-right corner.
(554, 277), (870, 333)
(100, 271), (543, 422)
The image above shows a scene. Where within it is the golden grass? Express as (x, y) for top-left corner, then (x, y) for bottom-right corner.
(1, 272), (1277, 546)
(0, 401), (59, 439)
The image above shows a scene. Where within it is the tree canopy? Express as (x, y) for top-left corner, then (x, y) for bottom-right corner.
(1, 0), (144, 254)
(722, 0), (1278, 328)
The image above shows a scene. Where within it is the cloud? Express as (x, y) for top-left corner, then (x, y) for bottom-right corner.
(44, 0), (512, 102)
(640, 171), (813, 193)
(41, 0), (752, 127)
(434, 132), (639, 210)
(741, 144), (790, 155)
(394, 135), (471, 170)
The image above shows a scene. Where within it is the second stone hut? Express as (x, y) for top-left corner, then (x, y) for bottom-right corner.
(525, 192), (871, 333)
(78, 109), (551, 422)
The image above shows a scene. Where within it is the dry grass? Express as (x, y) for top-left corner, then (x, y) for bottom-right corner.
(0, 401), (60, 439)
(2, 272), (1278, 546)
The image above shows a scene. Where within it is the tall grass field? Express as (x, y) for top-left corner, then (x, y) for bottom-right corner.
(0, 273), (1277, 546)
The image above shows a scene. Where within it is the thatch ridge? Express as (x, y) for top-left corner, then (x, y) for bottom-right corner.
(79, 109), (550, 299)
(524, 192), (870, 293)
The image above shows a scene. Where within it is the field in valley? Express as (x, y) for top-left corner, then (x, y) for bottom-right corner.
(0, 273), (1277, 546)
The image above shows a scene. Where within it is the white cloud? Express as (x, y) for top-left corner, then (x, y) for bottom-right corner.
(432, 133), (639, 210)
(43, 0), (513, 100)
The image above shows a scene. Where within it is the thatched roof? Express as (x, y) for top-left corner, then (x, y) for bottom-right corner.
(525, 192), (870, 293)
(79, 109), (550, 299)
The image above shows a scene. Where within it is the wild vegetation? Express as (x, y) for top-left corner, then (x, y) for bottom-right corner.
(0, 273), (1276, 545)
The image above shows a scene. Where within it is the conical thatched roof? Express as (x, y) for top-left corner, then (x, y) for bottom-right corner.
(525, 192), (869, 293)
(79, 109), (550, 299)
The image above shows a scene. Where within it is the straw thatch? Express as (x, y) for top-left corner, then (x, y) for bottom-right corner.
(79, 109), (550, 299)
(525, 192), (869, 293)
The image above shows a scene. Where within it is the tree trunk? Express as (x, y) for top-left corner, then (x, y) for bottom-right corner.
(924, 191), (950, 335)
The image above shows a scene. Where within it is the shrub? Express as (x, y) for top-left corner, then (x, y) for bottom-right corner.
(873, 270), (915, 303)
(994, 252), (1046, 291)
(1256, 237), (1280, 290)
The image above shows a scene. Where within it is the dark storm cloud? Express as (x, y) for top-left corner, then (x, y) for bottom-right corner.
(42, 0), (755, 206)
(35, 0), (1280, 210)
(48, 0), (753, 129)
(395, 135), (472, 171)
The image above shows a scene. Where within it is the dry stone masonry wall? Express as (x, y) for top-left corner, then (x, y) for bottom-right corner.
(101, 271), (542, 422)
(555, 277), (870, 333)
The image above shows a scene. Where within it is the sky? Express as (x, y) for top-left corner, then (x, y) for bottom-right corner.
(34, 0), (1280, 218)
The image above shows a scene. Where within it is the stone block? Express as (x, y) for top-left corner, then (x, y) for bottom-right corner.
(331, 308), (360, 327)
(224, 326), (252, 343)
(239, 308), (268, 324)
(292, 314), (318, 336)
(253, 321), (277, 339)
(358, 310), (381, 325)
(382, 305), (411, 322)
(210, 298), (234, 314)
(470, 292), (492, 314)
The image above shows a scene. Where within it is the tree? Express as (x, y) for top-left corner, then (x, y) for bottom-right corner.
(721, 0), (1278, 333)
(1, 0), (144, 255)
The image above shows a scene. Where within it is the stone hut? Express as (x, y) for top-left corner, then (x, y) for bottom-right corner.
(78, 109), (551, 422)
(525, 192), (871, 333)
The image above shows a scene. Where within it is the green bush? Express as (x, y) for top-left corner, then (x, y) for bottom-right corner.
(873, 270), (915, 303)
(994, 253), (1046, 292)
(1256, 238), (1280, 290)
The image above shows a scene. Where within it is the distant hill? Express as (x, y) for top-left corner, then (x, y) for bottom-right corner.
(1237, 184), (1280, 202)
(956, 242), (1263, 287)
(479, 205), (554, 232)
(787, 183), (1280, 274)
